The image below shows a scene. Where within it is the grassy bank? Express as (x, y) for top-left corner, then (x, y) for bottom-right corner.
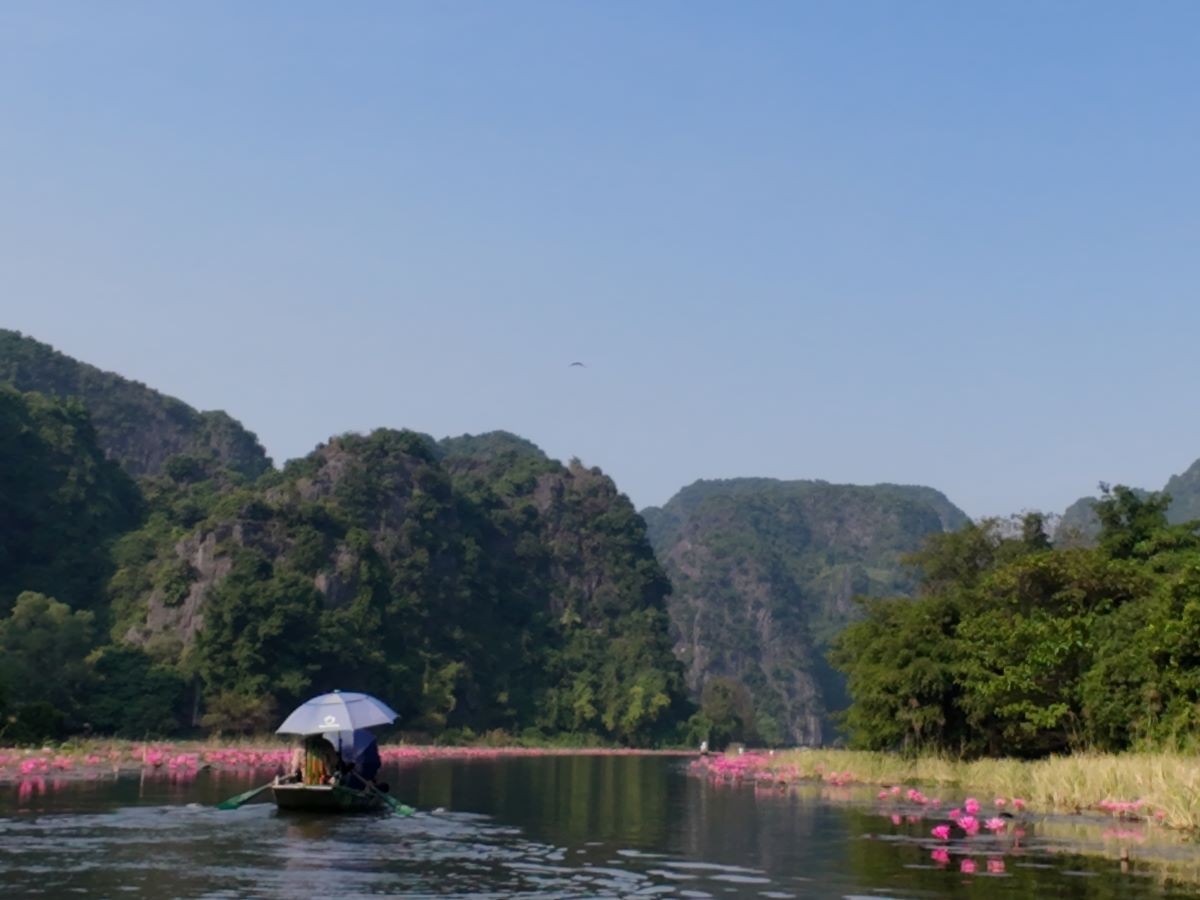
(696, 749), (1200, 830)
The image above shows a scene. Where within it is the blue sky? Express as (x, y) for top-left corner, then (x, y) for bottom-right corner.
(3, 2), (1199, 517)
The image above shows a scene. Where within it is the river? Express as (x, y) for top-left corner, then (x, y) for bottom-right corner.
(2, 754), (1197, 898)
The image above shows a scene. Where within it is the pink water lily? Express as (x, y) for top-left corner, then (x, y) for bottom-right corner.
(956, 814), (980, 835)
(984, 817), (1006, 833)
(931, 824), (951, 840)
(963, 797), (981, 815)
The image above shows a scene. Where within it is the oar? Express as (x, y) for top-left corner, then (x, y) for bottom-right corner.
(216, 782), (273, 810)
(366, 781), (414, 816)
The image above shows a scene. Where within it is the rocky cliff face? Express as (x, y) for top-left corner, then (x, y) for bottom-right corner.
(643, 479), (967, 745)
(116, 428), (686, 741)
(0, 330), (271, 479)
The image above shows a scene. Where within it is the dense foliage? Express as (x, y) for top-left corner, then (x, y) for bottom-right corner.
(832, 489), (1200, 757)
(153, 429), (690, 745)
(644, 478), (966, 746)
(0, 386), (142, 615)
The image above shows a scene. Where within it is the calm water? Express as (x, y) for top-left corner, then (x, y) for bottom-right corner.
(2, 755), (1198, 898)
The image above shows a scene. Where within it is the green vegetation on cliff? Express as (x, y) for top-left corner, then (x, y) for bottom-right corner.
(116, 428), (688, 743)
(643, 479), (966, 747)
(0, 330), (271, 479)
(0, 386), (141, 615)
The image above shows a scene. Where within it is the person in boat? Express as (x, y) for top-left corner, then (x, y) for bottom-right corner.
(287, 734), (340, 785)
(330, 728), (385, 792)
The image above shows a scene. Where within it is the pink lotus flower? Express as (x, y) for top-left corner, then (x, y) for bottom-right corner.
(890, 785), (901, 796)
(960, 858), (977, 874)
(948, 807), (961, 819)
(931, 848), (950, 866)
(878, 790), (890, 800)
(956, 815), (980, 836)
(984, 817), (1006, 833)
(987, 857), (1005, 874)
(1011, 798), (1026, 811)
(891, 813), (902, 825)
(994, 797), (1006, 808)
(931, 824), (951, 840)
(964, 797), (981, 815)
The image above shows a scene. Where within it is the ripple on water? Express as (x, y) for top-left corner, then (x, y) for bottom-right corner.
(0, 804), (813, 899)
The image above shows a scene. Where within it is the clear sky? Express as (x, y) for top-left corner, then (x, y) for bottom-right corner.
(3, 2), (1199, 518)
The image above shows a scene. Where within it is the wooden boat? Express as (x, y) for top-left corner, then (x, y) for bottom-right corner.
(271, 781), (387, 813)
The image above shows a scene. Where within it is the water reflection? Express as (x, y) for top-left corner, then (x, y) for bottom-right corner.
(3, 757), (1200, 897)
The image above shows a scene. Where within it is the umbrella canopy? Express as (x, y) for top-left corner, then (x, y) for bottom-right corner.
(276, 691), (398, 736)
(323, 728), (377, 762)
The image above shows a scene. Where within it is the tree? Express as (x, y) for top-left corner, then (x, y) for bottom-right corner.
(0, 592), (96, 739)
(699, 677), (757, 749)
(1095, 484), (1174, 560)
(193, 551), (323, 713)
(84, 645), (187, 737)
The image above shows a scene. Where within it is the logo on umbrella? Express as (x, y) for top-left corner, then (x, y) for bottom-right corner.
(323, 715), (339, 728)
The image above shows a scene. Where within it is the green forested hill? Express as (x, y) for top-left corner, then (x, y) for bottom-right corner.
(0, 331), (689, 743)
(112, 427), (687, 741)
(642, 479), (967, 746)
(0, 324), (690, 742)
(0, 330), (271, 479)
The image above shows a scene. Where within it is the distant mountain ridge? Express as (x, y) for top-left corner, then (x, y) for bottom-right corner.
(642, 478), (968, 745)
(0, 330), (271, 479)
(1058, 460), (1200, 544)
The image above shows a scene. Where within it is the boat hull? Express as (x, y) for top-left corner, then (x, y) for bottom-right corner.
(271, 783), (385, 813)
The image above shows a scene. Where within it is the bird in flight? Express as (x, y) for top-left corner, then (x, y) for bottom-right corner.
(569, 361), (586, 368)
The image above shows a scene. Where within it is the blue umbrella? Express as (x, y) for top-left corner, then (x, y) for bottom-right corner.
(323, 728), (377, 763)
(276, 691), (399, 736)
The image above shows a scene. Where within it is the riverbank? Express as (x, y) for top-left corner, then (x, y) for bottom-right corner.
(692, 749), (1200, 830)
(0, 739), (692, 782)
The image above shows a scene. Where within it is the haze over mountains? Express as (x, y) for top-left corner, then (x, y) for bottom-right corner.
(4, 327), (1200, 745)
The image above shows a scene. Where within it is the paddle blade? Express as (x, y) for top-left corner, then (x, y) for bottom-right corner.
(217, 783), (271, 810)
(367, 783), (415, 816)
